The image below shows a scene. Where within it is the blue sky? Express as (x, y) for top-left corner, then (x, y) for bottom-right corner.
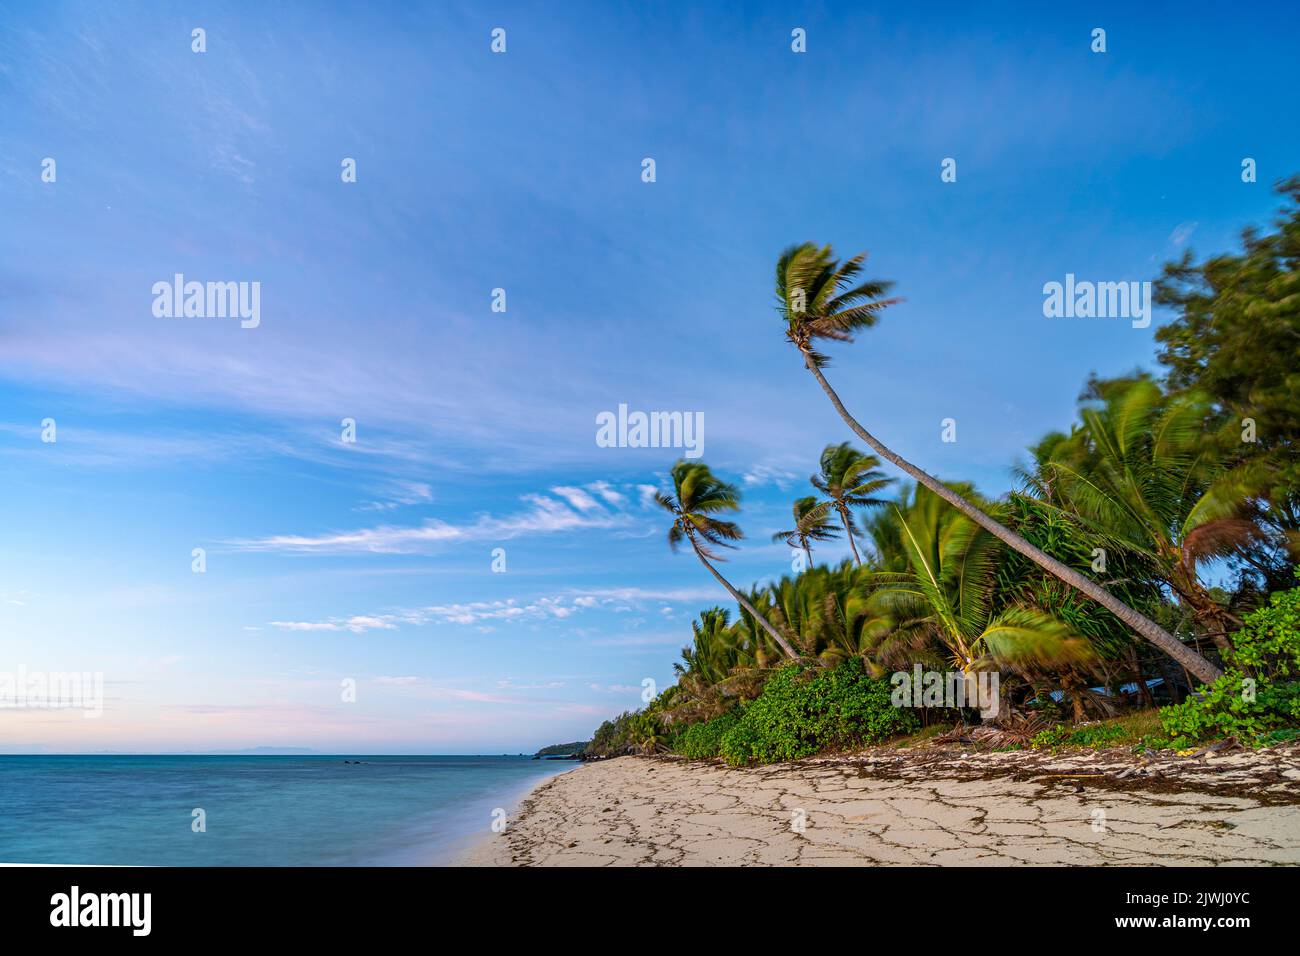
(1, 1), (1296, 752)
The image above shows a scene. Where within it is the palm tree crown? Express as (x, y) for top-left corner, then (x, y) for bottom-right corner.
(772, 495), (840, 565)
(811, 442), (894, 564)
(776, 243), (901, 368)
(657, 461), (743, 560)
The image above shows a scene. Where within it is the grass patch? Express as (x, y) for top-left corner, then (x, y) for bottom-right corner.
(1030, 710), (1164, 751)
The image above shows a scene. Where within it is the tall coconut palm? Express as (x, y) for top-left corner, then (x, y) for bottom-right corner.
(811, 442), (894, 564)
(775, 242), (1223, 683)
(771, 495), (839, 567)
(657, 460), (800, 660)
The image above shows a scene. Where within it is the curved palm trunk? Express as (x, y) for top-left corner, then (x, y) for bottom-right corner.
(838, 504), (862, 564)
(802, 353), (1224, 685)
(1169, 563), (1244, 654)
(692, 544), (801, 661)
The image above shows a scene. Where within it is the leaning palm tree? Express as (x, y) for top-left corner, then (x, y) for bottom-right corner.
(811, 442), (894, 564)
(775, 242), (1223, 683)
(771, 495), (839, 567)
(657, 460), (801, 660)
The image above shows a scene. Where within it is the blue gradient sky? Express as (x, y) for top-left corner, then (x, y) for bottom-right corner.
(1, 1), (1296, 752)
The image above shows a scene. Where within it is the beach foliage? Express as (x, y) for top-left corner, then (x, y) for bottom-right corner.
(1158, 575), (1300, 745)
(777, 241), (1226, 684)
(716, 660), (919, 766)
(676, 709), (742, 760)
(589, 182), (1300, 760)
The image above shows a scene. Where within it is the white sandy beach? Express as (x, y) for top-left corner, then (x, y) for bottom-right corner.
(461, 748), (1300, 866)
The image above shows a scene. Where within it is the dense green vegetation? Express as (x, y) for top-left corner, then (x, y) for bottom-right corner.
(585, 180), (1300, 764)
(716, 661), (918, 766)
(675, 710), (741, 760)
(534, 741), (589, 757)
(1158, 576), (1300, 746)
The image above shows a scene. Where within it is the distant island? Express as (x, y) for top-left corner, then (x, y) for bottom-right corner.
(533, 741), (589, 759)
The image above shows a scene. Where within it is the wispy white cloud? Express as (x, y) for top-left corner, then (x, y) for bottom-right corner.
(267, 595), (591, 633)
(419, 597), (581, 626)
(742, 463), (800, 490)
(231, 484), (648, 554)
(241, 522), (462, 555)
(570, 586), (720, 604)
(269, 615), (398, 634)
(359, 480), (433, 512)
(496, 678), (567, 690)
(551, 485), (600, 511)
(586, 481), (626, 507)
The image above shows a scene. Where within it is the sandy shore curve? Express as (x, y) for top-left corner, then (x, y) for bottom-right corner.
(460, 748), (1300, 866)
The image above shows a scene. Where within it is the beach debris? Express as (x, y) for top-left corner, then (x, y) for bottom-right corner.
(1183, 739), (1240, 760)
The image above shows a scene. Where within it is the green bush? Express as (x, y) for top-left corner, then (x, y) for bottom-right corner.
(1159, 577), (1300, 745)
(1031, 722), (1129, 750)
(1029, 724), (1073, 749)
(675, 709), (742, 760)
(1159, 674), (1300, 745)
(718, 659), (919, 766)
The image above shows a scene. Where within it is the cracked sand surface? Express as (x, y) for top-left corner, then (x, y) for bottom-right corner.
(461, 749), (1300, 866)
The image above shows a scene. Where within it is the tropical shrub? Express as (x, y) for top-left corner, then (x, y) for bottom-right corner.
(675, 709), (742, 760)
(1158, 675), (1300, 745)
(1030, 721), (1129, 750)
(1159, 577), (1300, 744)
(587, 709), (668, 756)
(626, 711), (669, 754)
(586, 711), (636, 757)
(718, 659), (919, 766)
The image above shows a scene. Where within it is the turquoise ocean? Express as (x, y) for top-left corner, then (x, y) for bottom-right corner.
(0, 755), (574, 866)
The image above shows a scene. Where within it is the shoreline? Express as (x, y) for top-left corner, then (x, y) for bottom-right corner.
(432, 762), (579, 866)
(458, 746), (1300, 866)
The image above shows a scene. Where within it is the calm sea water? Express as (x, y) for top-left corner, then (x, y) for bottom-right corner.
(0, 755), (575, 866)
